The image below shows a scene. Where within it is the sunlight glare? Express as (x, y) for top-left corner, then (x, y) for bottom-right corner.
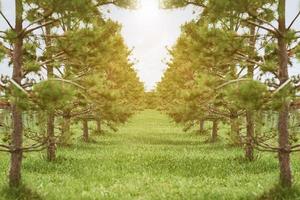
(137, 0), (160, 20)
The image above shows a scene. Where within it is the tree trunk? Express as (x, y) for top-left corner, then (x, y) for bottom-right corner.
(255, 112), (264, 135)
(211, 120), (218, 143)
(245, 25), (256, 161)
(96, 119), (102, 134)
(45, 25), (56, 162)
(278, 103), (292, 187)
(230, 113), (241, 146)
(47, 113), (56, 161)
(9, 0), (23, 188)
(9, 106), (23, 187)
(83, 119), (89, 142)
(199, 120), (205, 134)
(60, 111), (71, 145)
(277, 0), (292, 188)
(245, 110), (254, 161)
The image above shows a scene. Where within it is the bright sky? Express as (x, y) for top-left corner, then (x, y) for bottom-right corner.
(0, 0), (300, 91)
(105, 0), (300, 90)
(103, 0), (197, 90)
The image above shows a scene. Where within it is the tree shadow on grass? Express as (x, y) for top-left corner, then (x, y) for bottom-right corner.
(258, 184), (300, 200)
(1, 185), (43, 200)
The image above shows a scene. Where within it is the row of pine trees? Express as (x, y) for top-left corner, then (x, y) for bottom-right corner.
(157, 0), (300, 188)
(0, 0), (144, 188)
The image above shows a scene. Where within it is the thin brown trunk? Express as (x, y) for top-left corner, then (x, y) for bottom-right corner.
(277, 0), (292, 188)
(211, 120), (218, 143)
(255, 112), (263, 136)
(245, 25), (256, 161)
(9, 0), (23, 188)
(96, 119), (102, 134)
(245, 110), (254, 161)
(60, 112), (71, 145)
(278, 103), (292, 187)
(47, 113), (56, 161)
(45, 25), (56, 161)
(83, 119), (89, 142)
(230, 113), (241, 146)
(9, 106), (23, 187)
(199, 120), (205, 134)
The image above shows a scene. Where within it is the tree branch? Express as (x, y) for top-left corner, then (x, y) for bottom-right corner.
(272, 78), (292, 95)
(0, 11), (14, 30)
(96, 0), (117, 7)
(0, 144), (10, 149)
(245, 20), (278, 36)
(10, 79), (29, 96)
(215, 78), (251, 90)
(184, 0), (207, 8)
(23, 20), (58, 36)
(23, 10), (54, 32)
(46, 78), (86, 90)
(287, 10), (300, 31)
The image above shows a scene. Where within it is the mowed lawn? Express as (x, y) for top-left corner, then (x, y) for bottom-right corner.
(0, 110), (300, 200)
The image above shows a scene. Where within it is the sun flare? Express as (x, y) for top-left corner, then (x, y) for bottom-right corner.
(137, 0), (160, 20)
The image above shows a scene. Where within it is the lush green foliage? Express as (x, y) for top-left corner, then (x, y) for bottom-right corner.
(0, 0), (144, 144)
(0, 110), (299, 200)
(158, 0), (300, 189)
(0, 0), (144, 188)
(1, 0), (300, 197)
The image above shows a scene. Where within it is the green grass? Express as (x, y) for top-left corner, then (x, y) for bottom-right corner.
(0, 110), (300, 200)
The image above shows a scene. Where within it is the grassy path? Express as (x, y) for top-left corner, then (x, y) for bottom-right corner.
(0, 110), (300, 199)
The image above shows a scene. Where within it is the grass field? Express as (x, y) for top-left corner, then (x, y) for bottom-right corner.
(0, 110), (300, 200)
